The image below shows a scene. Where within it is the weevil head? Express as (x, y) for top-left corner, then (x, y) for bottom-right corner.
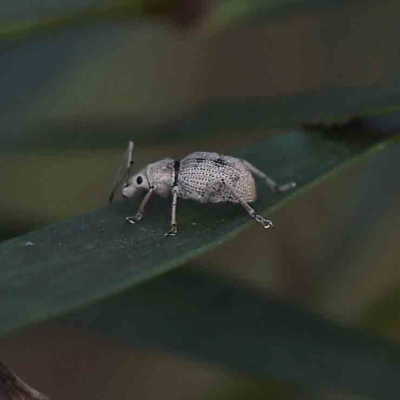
(122, 168), (150, 199)
(122, 158), (175, 199)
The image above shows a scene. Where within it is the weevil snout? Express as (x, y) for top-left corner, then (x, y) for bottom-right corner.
(122, 183), (135, 199)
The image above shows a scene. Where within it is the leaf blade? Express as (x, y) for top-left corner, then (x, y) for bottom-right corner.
(0, 128), (398, 335)
(61, 266), (400, 399)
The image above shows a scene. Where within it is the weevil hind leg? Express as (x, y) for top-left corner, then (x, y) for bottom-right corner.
(241, 159), (296, 193)
(165, 186), (179, 237)
(222, 180), (274, 229)
(126, 185), (156, 224)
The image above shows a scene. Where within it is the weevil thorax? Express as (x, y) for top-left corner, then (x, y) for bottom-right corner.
(122, 157), (175, 199)
(147, 157), (175, 197)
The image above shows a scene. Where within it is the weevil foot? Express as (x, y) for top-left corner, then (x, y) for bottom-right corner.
(165, 224), (178, 237)
(276, 181), (296, 193)
(126, 212), (143, 224)
(255, 214), (274, 229)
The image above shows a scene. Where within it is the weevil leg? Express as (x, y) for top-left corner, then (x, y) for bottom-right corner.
(222, 180), (274, 229)
(165, 186), (179, 237)
(126, 185), (156, 224)
(241, 159), (296, 193)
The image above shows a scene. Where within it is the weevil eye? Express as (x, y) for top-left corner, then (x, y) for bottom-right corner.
(136, 176), (143, 185)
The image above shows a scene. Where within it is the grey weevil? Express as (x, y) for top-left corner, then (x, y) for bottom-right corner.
(109, 141), (296, 236)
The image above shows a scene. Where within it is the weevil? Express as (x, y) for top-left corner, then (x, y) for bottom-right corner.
(109, 141), (296, 236)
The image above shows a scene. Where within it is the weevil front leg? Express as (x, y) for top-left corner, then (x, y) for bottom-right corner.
(165, 186), (179, 237)
(222, 180), (274, 229)
(241, 159), (296, 193)
(126, 185), (156, 224)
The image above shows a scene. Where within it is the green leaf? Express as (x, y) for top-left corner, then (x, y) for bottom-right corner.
(61, 266), (400, 400)
(2, 2), (400, 151)
(0, 0), (202, 40)
(0, 3), (145, 40)
(6, 92), (400, 152)
(0, 0), (350, 39)
(208, 0), (350, 29)
(0, 127), (397, 335)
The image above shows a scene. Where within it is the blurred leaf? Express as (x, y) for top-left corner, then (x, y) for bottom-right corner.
(61, 266), (400, 399)
(0, 0), (353, 39)
(208, 0), (299, 29)
(0, 2), (144, 40)
(0, 0), (208, 40)
(2, 1), (400, 151)
(5, 92), (400, 152)
(362, 287), (400, 340)
(206, 376), (302, 400)
(208, 0), (351, 29)
(0, 127), (397, 336)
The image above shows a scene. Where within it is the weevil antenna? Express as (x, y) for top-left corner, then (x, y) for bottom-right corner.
(109, 141), (135, 203)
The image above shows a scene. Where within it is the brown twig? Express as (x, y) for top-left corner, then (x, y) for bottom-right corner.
(0, 362), (48, 400)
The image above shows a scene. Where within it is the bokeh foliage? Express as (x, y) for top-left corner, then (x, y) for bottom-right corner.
(1, 1), (400, 400)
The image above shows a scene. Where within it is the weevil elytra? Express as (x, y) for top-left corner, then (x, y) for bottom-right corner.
(110, 141), (296, 237)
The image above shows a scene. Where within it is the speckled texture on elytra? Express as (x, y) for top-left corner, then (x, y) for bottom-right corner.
(178, 152), (256, 203)
(121, 152), (257, 203)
